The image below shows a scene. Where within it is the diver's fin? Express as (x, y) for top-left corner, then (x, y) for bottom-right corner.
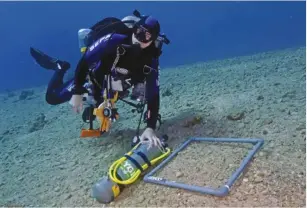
(30, 47), (71, 71)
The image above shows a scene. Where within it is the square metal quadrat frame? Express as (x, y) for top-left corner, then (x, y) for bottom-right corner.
(143, 137), (264, 196)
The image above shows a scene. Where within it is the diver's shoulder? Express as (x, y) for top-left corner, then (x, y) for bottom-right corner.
(98, 33), (128, 41)
(108, 33), (130, 42)
(93, 33), (129, 45)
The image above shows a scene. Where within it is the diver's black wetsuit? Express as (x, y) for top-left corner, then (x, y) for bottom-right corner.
(45, 67), (76, 105)
(30, 47), (75, 105)
(73, 33), (161, 129)
(35, 33), (161, 130)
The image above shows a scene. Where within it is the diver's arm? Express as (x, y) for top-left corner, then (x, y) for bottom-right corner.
(145, 58), (160, 130)
(73, 56), (89, 94)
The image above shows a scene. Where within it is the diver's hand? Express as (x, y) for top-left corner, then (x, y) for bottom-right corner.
(69, 94), (83, 113)
(140, 127), (162, 150)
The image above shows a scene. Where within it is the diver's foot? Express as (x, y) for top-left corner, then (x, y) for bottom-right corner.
(56, 60), (70, 71)
(30, 47), (71, 71)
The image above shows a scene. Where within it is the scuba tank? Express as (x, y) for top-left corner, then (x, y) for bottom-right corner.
(78, 28), (94, 54)
(91, 135), (171, 203)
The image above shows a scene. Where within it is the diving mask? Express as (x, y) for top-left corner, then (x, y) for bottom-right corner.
(133, 26), (153, 44)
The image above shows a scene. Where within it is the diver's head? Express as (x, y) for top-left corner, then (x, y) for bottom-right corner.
(132, 16), (160, 49)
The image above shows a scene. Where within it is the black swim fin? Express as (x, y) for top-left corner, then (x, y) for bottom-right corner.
(30, 47), (71, 71)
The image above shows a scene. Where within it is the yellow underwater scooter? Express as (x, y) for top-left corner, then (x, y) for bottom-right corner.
(91, 135), (171, 203)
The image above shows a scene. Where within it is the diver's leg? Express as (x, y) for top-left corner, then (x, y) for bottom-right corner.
(30, 46), (74, 105)
(45, 68), (75, 105)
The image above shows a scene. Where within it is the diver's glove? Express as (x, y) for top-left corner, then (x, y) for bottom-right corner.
(69, 94), (83, 113)
(139, 127), (163, 150)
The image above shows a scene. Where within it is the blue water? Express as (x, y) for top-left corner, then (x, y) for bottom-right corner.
(0, 1), (305, 92)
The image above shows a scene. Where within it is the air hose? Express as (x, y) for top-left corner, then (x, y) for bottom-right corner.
(91, 136), (171, 204)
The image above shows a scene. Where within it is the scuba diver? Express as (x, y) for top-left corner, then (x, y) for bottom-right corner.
(30, 11), (170, 149)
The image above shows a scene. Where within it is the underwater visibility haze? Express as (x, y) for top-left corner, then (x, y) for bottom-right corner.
(0, 1), (306, 207)
(0, 1), (305, 91)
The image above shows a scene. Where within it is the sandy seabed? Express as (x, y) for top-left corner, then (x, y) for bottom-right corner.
(0, 46), (306, 207)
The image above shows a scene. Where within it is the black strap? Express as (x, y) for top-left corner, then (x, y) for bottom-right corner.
(136, 102), (146, 137)
(136, 151), (151, 167)
(124, 154), (144, 172)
